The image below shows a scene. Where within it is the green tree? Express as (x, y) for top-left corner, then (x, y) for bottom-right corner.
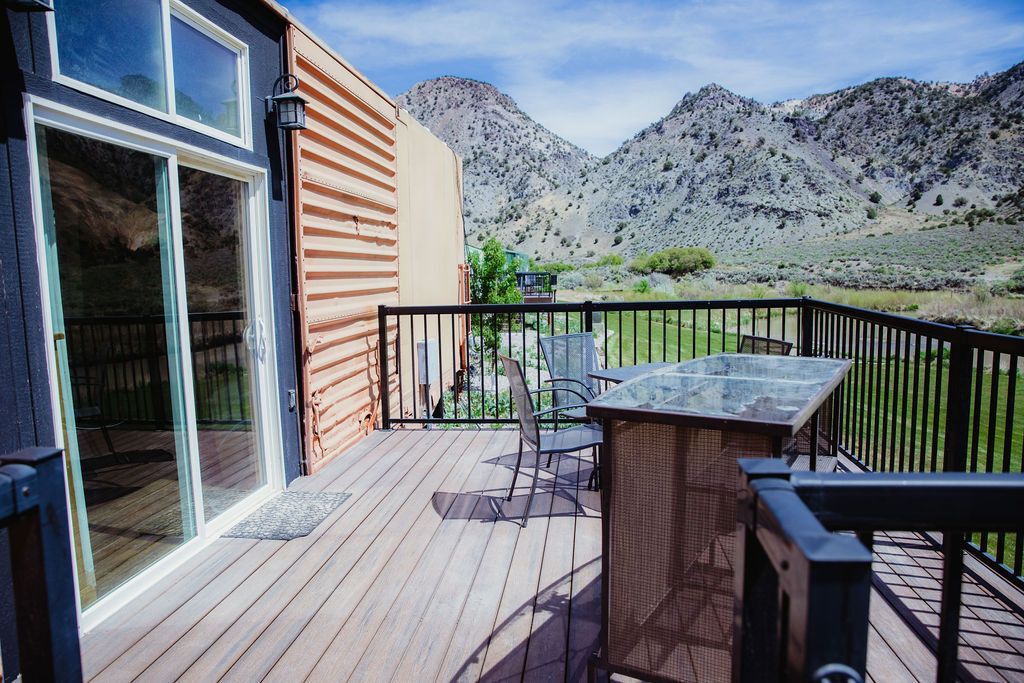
(467, 238), (522, 351)
(934, 194), (944, 206)
(467, 238), (522, 306)
(869, 191), (882, 204)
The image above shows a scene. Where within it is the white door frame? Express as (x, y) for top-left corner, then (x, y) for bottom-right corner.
(24, 95), (285, 631)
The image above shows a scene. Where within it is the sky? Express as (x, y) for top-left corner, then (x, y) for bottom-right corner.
(285, 0), (1024, 156)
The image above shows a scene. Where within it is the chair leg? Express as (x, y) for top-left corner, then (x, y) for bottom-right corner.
(507, 436), (523, 502)
(523, 448), (542, 528)
(101, 425), (116, 455)
(546, 453), (553, 468)
(589, 446), (600, 491)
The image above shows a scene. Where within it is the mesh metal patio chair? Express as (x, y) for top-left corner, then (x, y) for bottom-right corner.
(500, 355), (603, 526)
(738, 334), (793, 356)
(538, 333), (602, 426)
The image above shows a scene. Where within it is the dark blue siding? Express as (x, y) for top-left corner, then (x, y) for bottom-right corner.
(0, 2), (300, 673)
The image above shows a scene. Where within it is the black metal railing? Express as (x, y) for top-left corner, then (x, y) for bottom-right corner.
(64, 311), (251, 427)
(515, 272), (557, 299)
(735, 458), (1024, 683)
(0, 448), (82, 681)
(377, 297), (1024, 590)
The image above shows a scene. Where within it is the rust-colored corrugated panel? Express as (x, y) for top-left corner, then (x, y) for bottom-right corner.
(289, 24), (400, 473)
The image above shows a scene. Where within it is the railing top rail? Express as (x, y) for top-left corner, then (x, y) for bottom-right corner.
(790, 471), (1024, 533)
(380, 297), (804, 316)
(964, 326), (1024, 355)
(804, 298), (961, 341)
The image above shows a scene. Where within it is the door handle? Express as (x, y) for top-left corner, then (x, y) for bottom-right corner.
(256, 319), (267, 363)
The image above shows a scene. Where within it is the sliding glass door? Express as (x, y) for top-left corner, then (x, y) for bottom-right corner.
(35, 123), (270, 610)
(178, 167), (265, 519)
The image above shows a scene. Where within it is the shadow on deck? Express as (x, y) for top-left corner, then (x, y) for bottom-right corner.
(80, 429), (1024, 682)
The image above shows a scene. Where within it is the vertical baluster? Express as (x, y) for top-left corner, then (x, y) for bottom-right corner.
(930, 340), (946, 472)
(995, 356), (1017, 565)
(857, 320), (868, 462)
(898, 331), (911, 471)
(646, 309), (652, 363)
(618, 311), (623, 367)
(676, 306), (682, 362)
(918, 338), (933, 471)
(909, 334), (922, 471)
(879, 326), (892, 471)
(979, 352), (1002, 551)
(690, 309), (696, 359)
(450, 314), (458, 421)
(969, 349), (985, 473)
(886, 328), (900, 471)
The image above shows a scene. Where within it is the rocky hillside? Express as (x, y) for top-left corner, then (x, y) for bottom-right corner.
(397, 77), (595, 233)
(399, 63), (1024, 263)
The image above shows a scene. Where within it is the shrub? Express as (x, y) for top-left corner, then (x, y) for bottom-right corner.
(866, 207), (878, 219)
(583, 273), (604, 290)
(629, 247), (716, 277)
(869, 191), (882, 204)
(787, 281), (810, 297)
(1006, 267), (1024, 294)
(662, 160), (674, 172)
(589, 254), (623, 268)
(934, 194), (944, 206)
(537, 261), (575, 274)
(953, 196), (968, 208)
(613, 235), (623, 246)
(633, 278), (650, 293)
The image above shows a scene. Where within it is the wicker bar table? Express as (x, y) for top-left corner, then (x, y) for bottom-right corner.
(585, 353), (851, 683)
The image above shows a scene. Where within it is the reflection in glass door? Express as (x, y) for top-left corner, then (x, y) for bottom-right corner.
(179, 167), (265, 520)
(35, 124), (270, 611)
(36, 125), (196, 608)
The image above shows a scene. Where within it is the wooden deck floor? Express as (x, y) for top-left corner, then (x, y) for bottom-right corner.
(80, 429), (1024, 682)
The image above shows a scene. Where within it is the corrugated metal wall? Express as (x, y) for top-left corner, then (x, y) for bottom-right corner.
(288, 25), (400, 472)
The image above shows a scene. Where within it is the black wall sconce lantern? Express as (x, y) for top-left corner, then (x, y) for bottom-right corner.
(4, 0), (54, 10)
(265, 74), (307, 131)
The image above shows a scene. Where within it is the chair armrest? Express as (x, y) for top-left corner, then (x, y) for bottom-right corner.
(533, 403), (589, 419)
(528, 386), (591, 403)
(543, 377), (597, 398)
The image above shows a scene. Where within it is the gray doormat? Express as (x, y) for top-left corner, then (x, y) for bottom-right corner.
(224, 491), (351, 540)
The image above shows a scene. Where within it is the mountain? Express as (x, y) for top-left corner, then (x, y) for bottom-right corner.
(397, 78), (595, 237)
(398, 64), (1024, 265)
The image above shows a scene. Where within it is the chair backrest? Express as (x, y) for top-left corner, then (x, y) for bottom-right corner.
(499, 355), (540, 451)
(539, 333), (601, 407)
(738, 334), (793, 356)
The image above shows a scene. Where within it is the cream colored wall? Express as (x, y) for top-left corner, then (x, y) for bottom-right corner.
(396, 109), (467, 416)
(397, 109), (466, 307)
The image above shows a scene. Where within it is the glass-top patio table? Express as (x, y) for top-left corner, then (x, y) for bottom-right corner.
(584, 353), (851, 682)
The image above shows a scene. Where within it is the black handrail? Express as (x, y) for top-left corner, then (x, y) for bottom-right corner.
(735, 459), (1024, 683)
(377, 296), (1024, 590)
(0, 448), (82, 681)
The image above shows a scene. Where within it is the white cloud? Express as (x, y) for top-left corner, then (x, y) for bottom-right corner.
(293, 0), (1024, 155)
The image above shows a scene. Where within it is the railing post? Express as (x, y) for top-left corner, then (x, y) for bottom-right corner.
(942, 325), (973, 474)
(377, 305), (391, 430)
(583, 300), (594, 333)
(800, 297), (814, 357)
(734, 460), (792, 683)
(2, 448), (83, 682)
(936, 324), (974, 682)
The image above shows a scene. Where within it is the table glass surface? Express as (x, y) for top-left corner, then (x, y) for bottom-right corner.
(587, 353), (849, 425)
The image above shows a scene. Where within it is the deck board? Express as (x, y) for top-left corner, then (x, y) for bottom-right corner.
(80, 429), (1024, 682)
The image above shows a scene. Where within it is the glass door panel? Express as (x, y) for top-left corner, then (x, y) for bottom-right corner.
(178, 167), (265, 520)
(36, 125), (196, 609)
